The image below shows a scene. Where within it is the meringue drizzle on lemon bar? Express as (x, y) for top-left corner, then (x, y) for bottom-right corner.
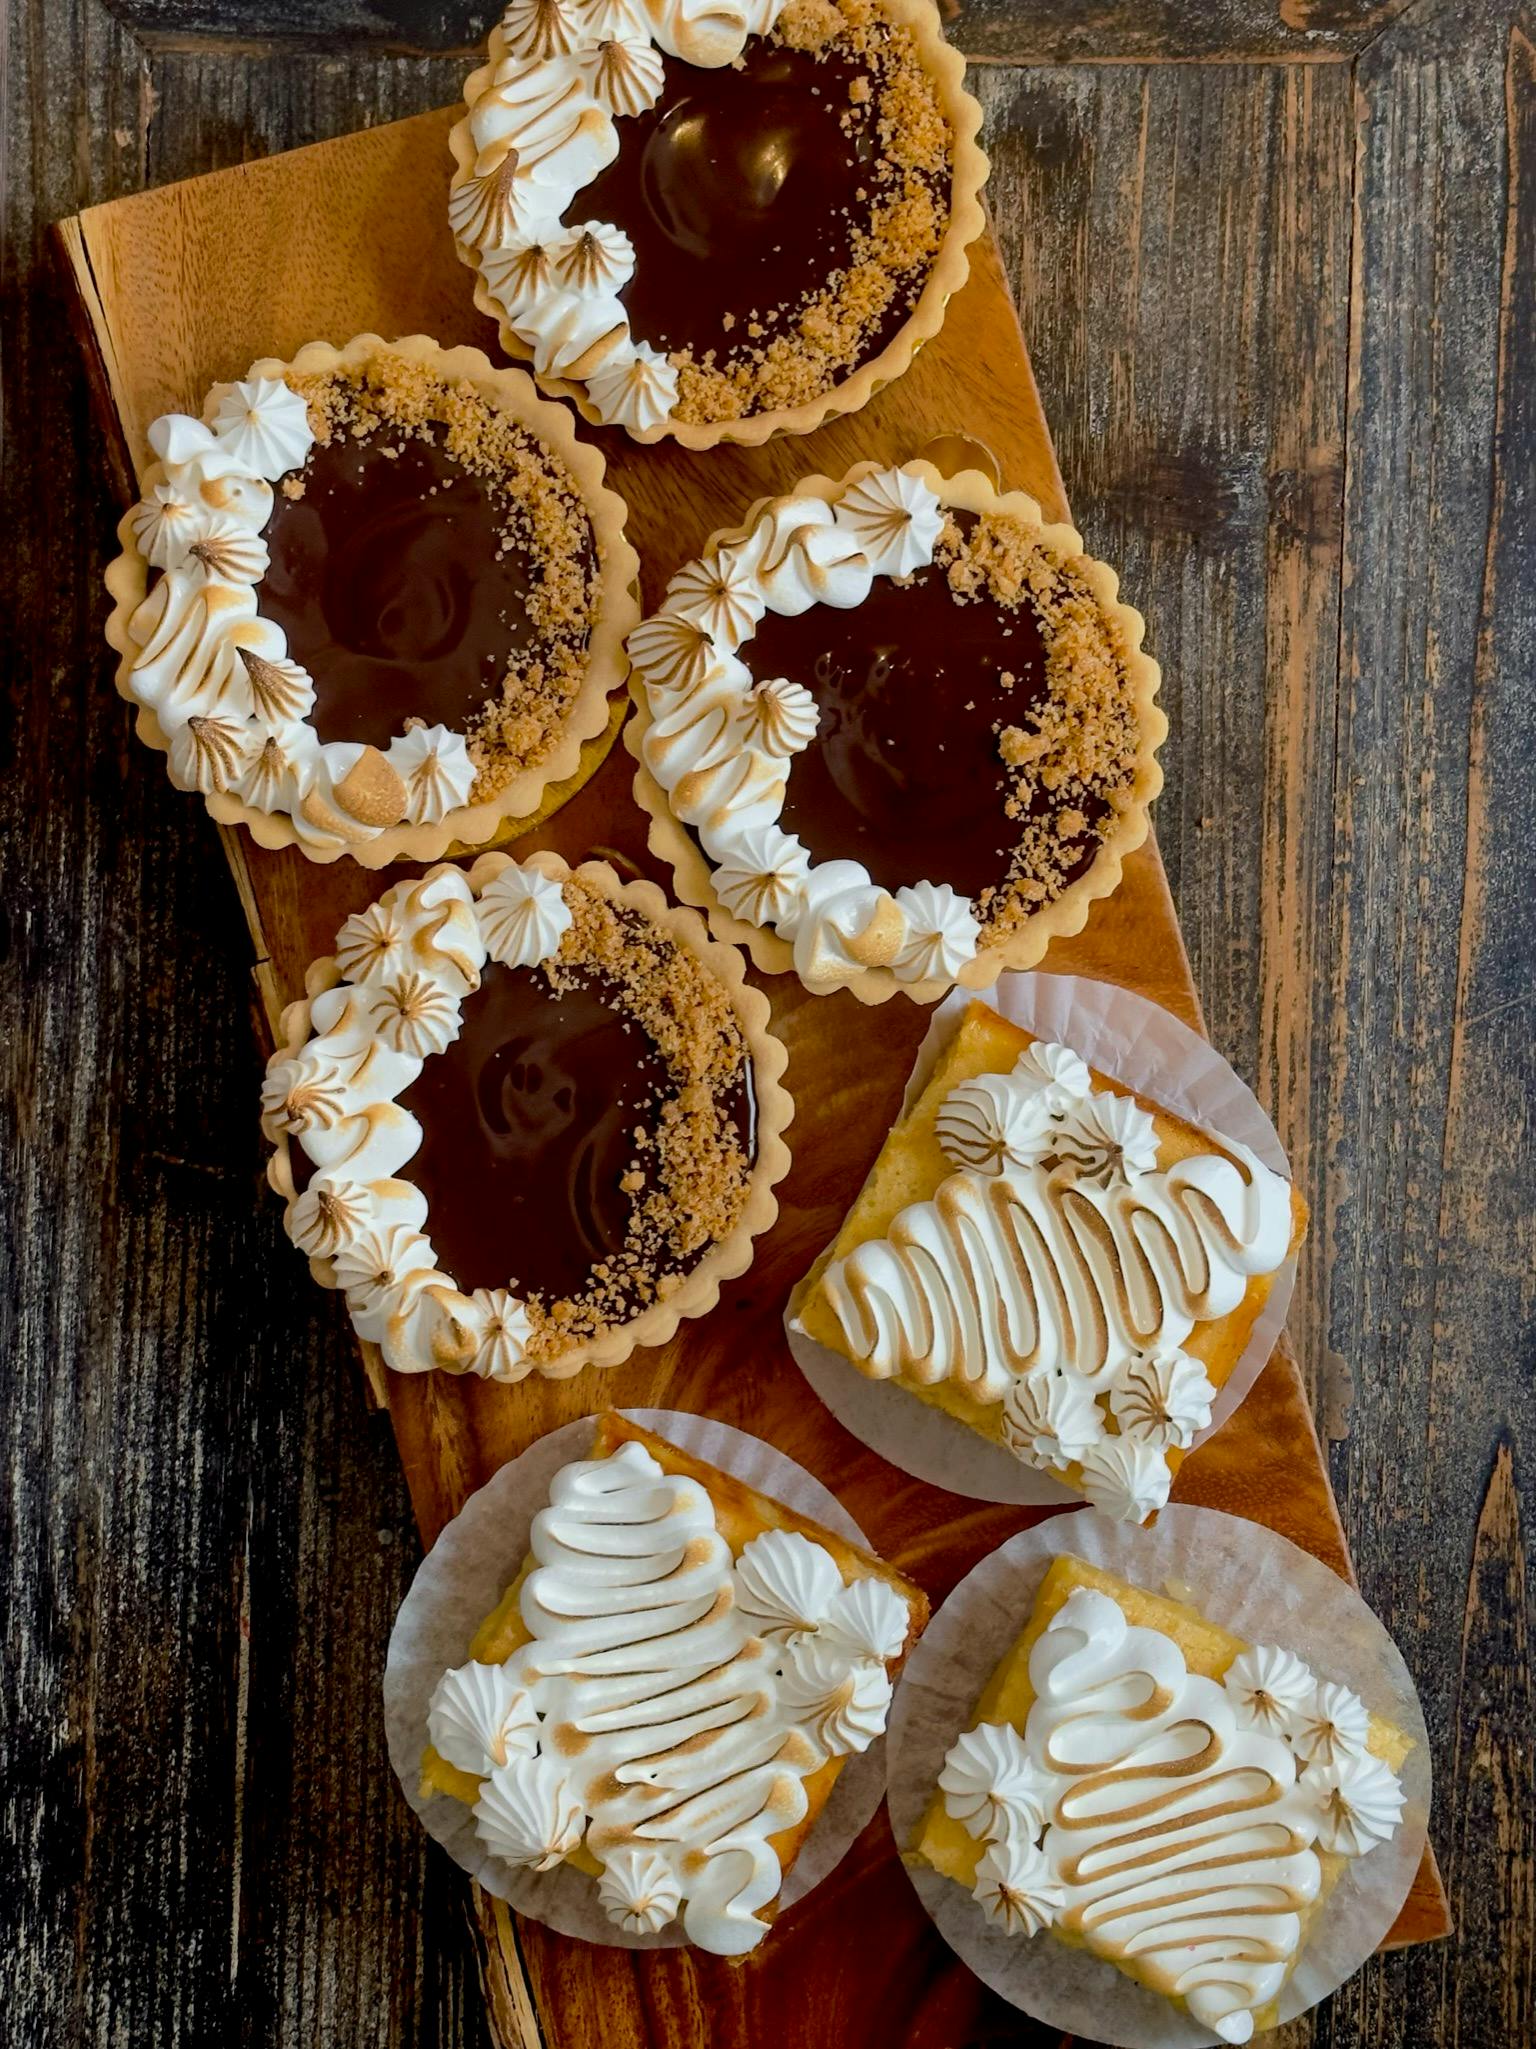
(916, 1558), (1411, 2045)
(420, 1415), (926, 1955)
(794, 1002), (1307, 1519)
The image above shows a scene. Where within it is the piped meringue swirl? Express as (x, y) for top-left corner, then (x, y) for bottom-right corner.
(262, 862), (578, 1378)
(451, 0), (967, 438)
(117, 354), (610, 856)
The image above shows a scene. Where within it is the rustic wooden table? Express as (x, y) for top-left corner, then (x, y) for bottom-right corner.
(4, 1), (1532, 2045)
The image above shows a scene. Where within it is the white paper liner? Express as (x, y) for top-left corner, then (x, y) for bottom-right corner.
(787, 972), (1299, 1505)
(885, 1505), (1431, 2047)
(384, 1409), (895, 1950)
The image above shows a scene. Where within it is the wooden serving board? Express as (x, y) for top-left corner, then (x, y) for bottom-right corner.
(57, 100), (1448, 2049)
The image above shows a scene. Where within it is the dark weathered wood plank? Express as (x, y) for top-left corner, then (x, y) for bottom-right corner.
(103, 0), (481, 50)
(0, 8), (489, 2046)
(102, 0), (1419, 61)
(140, 47), (466, 180)
(979, 6), (1536, 2042)
(1323, 6), (1536, 2042)
(956, 0), (1418, 64)
(973, 55), (1354, 1416)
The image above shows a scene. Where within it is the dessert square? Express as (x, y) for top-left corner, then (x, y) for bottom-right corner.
(794, 1001), (1308, 1519)
(420, 1413), (927, 1955)
(914, 1556), (1412, 2043)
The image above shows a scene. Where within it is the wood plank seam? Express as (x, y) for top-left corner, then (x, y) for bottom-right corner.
(120, 28), (485, 59)
(963, 50), (1359, 65)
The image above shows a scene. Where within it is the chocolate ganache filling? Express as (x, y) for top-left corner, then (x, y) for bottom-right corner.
(753, 534), (1097, 903)
(570, 42), (886, 360)
(257, 431), (558, 753)
(397, 963), (756, 1304)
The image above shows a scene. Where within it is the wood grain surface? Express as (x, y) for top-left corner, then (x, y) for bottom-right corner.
(3, 4), (1530, 2049)
(65, 87), (1438, 2044)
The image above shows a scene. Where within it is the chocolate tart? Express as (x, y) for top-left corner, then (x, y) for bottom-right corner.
(625, 459), (1166, 1002)
(260, 853), (791, 1379)
(104, 335), (640, 866)
(448, 0), (987, 447)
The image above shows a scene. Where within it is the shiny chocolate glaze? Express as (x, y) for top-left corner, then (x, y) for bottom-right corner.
(257, 431), (547, 751)
(754, 548), (1056, 901)
(398, 962), (754, 1303)
(571, 42), (884, 358)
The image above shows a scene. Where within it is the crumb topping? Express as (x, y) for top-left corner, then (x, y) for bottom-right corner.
(520, 879), (754, 1361)
(671, 0), (953, 424)
(935, 513), (1144, 943)
(286, 355), (600, 797)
